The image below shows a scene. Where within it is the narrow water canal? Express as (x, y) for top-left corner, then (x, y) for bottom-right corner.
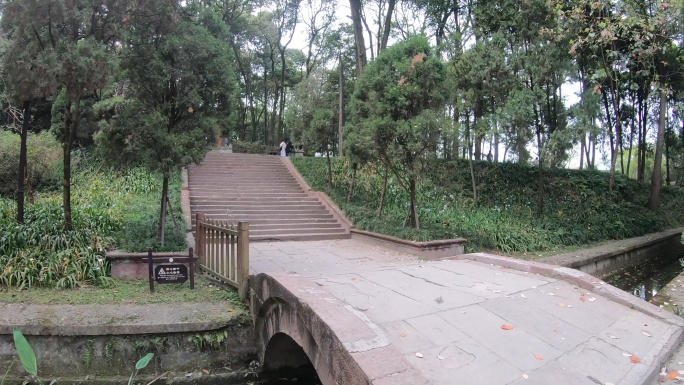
(605, 249), (684, 302)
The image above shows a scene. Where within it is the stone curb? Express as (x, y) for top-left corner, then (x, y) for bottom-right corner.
(448, 252), (684, 385)
(2, 320), (235, 336)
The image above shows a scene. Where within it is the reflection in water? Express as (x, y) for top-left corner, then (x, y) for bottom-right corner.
(605, 252), (684, 302)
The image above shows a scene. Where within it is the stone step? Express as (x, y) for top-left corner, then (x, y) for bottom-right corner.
(189, 187), (302, 193)
(190, 193), (308, 198)
(191, 200), (320, 207)
(193, 218), (339, 225)
(249, 227), (346, 236)
(190, 197), (319, 204)
(250, 232), (351, 242)
(194, 208), (328, 215)
(248, 223), (342, 230)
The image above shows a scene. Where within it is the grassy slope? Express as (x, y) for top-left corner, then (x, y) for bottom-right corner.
(292, 157), (684, 254)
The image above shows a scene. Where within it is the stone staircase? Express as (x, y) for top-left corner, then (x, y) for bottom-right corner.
(187, 151), (351, 241)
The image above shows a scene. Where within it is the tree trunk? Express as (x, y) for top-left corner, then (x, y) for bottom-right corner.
(62, 95), (80, 231)
(408, 177), (419, 230)
(349, 0), (367, 77)
(378, 165), (388, 218)
(159, 174), (169, 246)
(647, 90), (667, 211)
(579, 132), (585, 170)
(338, 55), (345, 156)
(16, 99), (30, 224)
(379, 0), (396, 54)
(469, 144), (477, 206)
(347, 163), (357, 202)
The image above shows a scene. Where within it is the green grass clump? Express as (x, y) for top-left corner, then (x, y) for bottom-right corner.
(291, 157), (684, 253)
(0, 277), (240, 306)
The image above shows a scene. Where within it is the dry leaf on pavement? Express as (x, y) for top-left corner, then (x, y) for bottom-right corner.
(533, 354), (544, 360)
(630, 355), (641, 364)
(501, 324), (514, 330)
(580, 296), (586, 302)
(669, 370), (680, 380)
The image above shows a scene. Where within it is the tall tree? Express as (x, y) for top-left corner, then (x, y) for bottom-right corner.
(348, 35), (447, 229)
(98, 2), (239, 245)
(2, 0), (123, 230)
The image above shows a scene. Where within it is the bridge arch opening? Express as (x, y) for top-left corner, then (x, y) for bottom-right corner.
(263, 332), (313, 371)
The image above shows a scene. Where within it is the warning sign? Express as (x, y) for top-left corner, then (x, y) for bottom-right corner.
(154, 264), (188, 284)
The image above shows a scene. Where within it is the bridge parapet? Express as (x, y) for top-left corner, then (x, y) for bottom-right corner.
(249, 272), (424, 385)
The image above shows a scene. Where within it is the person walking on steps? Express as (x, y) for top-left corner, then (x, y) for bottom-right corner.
(279, 138), (287, 157)
(286, 139), (294, 156)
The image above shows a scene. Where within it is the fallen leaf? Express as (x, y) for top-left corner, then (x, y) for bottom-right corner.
(520, 293), (527, 299)
(567, 304), (573, 308)
(558, 303), (566, 307)
(415, 352), (424, 358)
(501, 324), (514, 330)
(522, 374), (529, 379)
(608, 334), (619, 339)
(400, 332), (408, 337)
(227, 308), (235, 312)
(622, 352), (632, 357)
(580, 296), (586, 302)
(202, 369), (209, 374)
(630, 355), (641, 363)
(669, 370), (680, 380)
(548, 292), (556, 296)
(642, 331), (652, 337)
(588, 297), (597, 302)
(533, 354), (544, 360)
(437, 355), (445, 360)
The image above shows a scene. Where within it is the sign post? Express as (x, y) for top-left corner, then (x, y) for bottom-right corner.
(147, 248), (196, 293)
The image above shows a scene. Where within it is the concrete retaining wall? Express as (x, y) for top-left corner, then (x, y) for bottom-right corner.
(351, 229), (466, 259)
(541, 228), (684, 278)
(0, 325), (256, 382)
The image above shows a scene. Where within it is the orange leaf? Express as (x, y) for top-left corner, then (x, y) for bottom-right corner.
(501, 324), (514, 330)
(202, 369), (209, 374)
(533, 354), (544, 360)
(630, 355), (641, 363)
(669, 370), (679, 380)
(580, 296), (586, 302)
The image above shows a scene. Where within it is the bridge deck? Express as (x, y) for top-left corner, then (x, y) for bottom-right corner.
(251, 239), (684, 385)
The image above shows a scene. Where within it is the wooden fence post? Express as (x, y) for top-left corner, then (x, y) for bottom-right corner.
(196, 213), (206, 270)
(237, 221), (250, 300)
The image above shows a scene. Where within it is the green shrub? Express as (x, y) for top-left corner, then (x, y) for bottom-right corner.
(232, 140), (265, 154)
(0, 163), (187, 288)
(291, 157), (684, 253)
(0, 130), (62, 196)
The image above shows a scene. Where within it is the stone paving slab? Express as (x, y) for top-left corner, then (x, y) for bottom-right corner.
(251, 239), (684, 385)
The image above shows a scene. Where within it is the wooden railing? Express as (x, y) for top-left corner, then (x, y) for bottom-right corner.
(195, 213), (250, 299)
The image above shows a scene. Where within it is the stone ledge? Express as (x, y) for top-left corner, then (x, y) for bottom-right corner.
(0, 302), (246, 336)
(541, 227), (684, 268)
(351, 229), (466, 259)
